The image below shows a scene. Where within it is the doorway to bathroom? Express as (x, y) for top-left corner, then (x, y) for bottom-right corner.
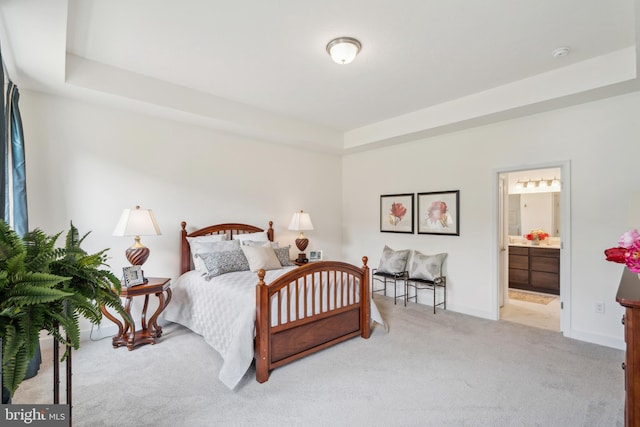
(497, 164), (569, 333)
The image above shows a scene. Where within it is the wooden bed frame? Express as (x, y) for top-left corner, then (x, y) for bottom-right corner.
(180, 221), (371, 383)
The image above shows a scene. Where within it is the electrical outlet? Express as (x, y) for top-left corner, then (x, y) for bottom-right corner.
(595, 302), (605, 314)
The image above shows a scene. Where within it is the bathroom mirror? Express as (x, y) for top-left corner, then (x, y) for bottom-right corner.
(508, 193), (560, 237)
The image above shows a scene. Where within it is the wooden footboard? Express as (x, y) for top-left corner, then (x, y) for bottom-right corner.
(255, 257), (371, 383)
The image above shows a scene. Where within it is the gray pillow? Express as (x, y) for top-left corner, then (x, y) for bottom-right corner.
(274, 246), (295, 266)
(408, 251), (447, 281)
(196, 249), (250, 280)
(377, 245), (410, 274)
(188, 238), (240, 272)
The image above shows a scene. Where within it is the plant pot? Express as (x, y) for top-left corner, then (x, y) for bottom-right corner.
(531, 240), (539, 245)
(1, 386), (10, 404)
(1, 338), (9, 404)
(24, 340), (42, 380)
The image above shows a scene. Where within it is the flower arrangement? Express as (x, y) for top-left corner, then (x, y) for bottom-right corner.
(604, 229), (640, 272)
(388, 202), (407, 226)
(525, 229), (549, 242)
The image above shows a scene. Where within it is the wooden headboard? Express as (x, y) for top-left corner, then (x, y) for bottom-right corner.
(180, 221), (274, 275)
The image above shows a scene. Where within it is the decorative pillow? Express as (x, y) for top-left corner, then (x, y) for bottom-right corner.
(232, 231), (269, 243)
(274, 246), (295, 267)
(377, 245), (410, 274)
(408, 251), (447, 281)
(241, 240), (279, 249)
(241, 245), (282, 272)
(187, 238), (239, 272)
(196, 249), (250, 280)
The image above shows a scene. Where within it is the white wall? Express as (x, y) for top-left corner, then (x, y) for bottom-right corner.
(21, 90), (342, 334)
(19, 88), (640, 349)
(342, 90), (640, 349)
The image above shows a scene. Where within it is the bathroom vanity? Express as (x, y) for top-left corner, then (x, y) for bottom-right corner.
(508, 243), (560, 295)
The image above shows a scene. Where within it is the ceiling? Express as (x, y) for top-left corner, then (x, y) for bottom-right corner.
(0, 0), (639, 153)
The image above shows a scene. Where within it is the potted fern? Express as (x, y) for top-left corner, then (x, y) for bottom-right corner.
(48, 222), (130, 351)
(0, 221), (128, 399)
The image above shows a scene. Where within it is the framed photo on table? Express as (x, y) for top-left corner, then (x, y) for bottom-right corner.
(309, 250), (323, 262)
(123, 265), (145, 287)
(417, 190), (460, 236)
(380, 193), (414, 233)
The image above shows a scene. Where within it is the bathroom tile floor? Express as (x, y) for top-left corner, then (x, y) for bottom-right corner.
(500, 291), (561, 332)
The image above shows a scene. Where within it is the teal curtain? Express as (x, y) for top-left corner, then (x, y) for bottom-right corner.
(0, 45), (5, 404)
(0, 46), (6, 228)
(1, 43), (35, 387)
(5, 81), (28, 236)
(0, 46), (28, 236)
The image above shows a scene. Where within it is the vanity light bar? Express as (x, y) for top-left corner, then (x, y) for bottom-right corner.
(515, 177), (560, 189)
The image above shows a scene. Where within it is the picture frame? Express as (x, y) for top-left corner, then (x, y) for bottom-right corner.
(309, 250), (323, 262)
(122, 265), (145, 287)
(380, 193), (414, 233)
(417, 190), (460, 236)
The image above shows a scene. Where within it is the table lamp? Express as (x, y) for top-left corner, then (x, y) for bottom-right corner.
(113, 205), (161, 266)
(288, 210), (314, 263)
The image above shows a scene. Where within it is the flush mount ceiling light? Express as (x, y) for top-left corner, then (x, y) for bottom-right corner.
(326, 37), (362, 65)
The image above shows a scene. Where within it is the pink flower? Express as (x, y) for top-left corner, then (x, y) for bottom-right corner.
(618, 229), (640, 248)
(606, 229), (640, 271)
(625, 241), (640, 273)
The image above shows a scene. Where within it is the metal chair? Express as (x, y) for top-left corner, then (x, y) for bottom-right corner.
(372, 269), (408, 305)
(405, 276), (447, 313)
(404, 251), (447, 314)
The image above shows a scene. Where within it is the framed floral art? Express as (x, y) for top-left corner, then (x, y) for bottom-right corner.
(417, 190), (460, 236)
(380, 193), (414, 233)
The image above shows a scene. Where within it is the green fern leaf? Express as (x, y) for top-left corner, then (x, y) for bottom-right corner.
(2, 346), (29, 396)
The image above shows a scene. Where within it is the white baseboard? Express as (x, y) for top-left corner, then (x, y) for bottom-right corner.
(38, 324), (119, 347)
(565, 328), (625, 351)
(446, 303), (495, 320)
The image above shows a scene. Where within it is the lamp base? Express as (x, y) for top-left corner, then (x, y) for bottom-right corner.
(295, 237), (309, 252)
(125, 246), (149, 266)
(295, 236), (309, 264)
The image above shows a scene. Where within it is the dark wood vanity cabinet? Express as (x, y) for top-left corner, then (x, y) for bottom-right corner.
(616, 268), (640, 426)
(508, 246), (530, 290)
(508, 246), (559, 295)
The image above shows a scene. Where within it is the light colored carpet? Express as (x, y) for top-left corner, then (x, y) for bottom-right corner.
(13, 296), (624, 426)
(508, 290), (556, 305)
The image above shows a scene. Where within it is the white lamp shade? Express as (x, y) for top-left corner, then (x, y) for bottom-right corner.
(113, 206), (161, 236)
(326, 37), (361, 65)
(288, 211), (314, 231)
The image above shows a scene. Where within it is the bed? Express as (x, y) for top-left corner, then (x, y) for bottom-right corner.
(164, 220), (374, 389)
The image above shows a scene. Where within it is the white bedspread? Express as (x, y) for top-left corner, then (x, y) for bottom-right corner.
(164, 267), (385, 389)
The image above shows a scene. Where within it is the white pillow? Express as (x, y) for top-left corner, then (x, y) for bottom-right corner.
(377, 245), (410, 274)
(233, 231), (269, 243)
(408, 251), (447, 281)
(186, 236), (238, 272)
(241, 240), (279, 249)
(240, 245), (282, 272)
